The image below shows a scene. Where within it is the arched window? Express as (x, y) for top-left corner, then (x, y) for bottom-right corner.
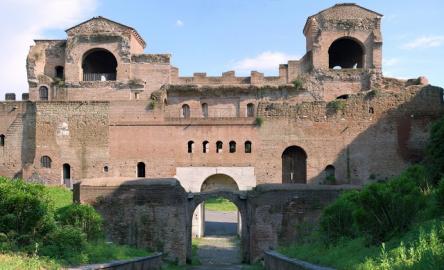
(188, 140), (194, 153)
(137, 162), (146, 178)
(229, 141), (236, 153)
(247, 103), (255, 117)
(282, 146), (307, 184)
(328, 38), (364, 69)
(0, 134), (4, 147)
(216, 141), (223, 153)
(202, 103), (208, 118)
(39, 86), (48, 101)
(41, 156), (52, 168)
(203, 141), (209, 153)
(82, 49), (117, 81)
(62, 163), (71, 188)
(244, 141), (252, 153)
(103, 166), (109, 173)
(55, 66), (64, 79)
(182, 104), (190, 118)
(324, 165), (336, 184)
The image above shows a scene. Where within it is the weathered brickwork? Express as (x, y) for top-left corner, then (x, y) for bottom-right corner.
(76, 179), (353, 263)
(0, 3), (443, 190)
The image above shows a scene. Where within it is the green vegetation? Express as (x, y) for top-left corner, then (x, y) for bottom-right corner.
(255, 116), (264, 127)
(205, 197), (238, 212)
(280, 116), (444, 269)
(0, 178), (150, 269)
(291, 79), (303, 90)
(327, 100), (347, 112)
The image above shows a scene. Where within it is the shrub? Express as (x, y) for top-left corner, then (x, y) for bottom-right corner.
(56, 204), (103, 241)
(327, 100), (346, 112)
(0, 178), (55, 249)
(320, 190), (360, 242)
(255, 116), (263, 127)
(292, 79), (303, 90)
(424, 116), (444, 184)
(40, 225), (87, 264)
(320, 173), (424, 244)
(436, 178), (444, 211)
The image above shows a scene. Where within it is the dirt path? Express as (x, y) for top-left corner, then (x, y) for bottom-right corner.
(195, 236), (241, 266)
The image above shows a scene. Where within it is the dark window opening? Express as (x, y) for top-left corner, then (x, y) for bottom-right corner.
(188, 141), (194, 153)
(182, 104), (190, 118)
(369, 107), (374, 114)
(336, 94), (349, 100)
(82, 49), (117, 81)
(63, 163), (71, 188)
(137, 162), (146, 178)
(55, 66), (64, 79)
(203, 141), (209, 153)
(247, 103), (255, 117)
(0, 134), (4, 147)
(39, 86), (48, 101)
(202, 103), (208, 118)
(324, 165), (336, 183)
(103, 166), (109, 172)
(245, 141), (252, 153)
(229, 141), (236, 153)
(216, 141), (223, 153)
(282, 146), (307, 184)
(41, 156), (52, 168)
(329, 38), (364, 69)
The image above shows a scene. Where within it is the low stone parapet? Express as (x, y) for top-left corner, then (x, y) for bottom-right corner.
(264, 251), (334, 270)
(69, 252), (162, 270)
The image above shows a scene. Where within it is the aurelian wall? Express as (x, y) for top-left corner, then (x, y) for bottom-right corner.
(22, 101), (109, 184)
(75, 178), (188, 264)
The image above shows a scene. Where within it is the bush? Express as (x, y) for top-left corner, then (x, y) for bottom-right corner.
(0, 178), (55, 249)
(424, 116), (444, 184)
(56, 204), (103, 241)
(327, 100), (346, 112)
(320, 173), (424, 243)
(292, 79), (303, 90)
(40, 225), (87, 264)
(320, 190), (360, 242)
(436, 178), (444, 211)
(255, 116), (263, 127)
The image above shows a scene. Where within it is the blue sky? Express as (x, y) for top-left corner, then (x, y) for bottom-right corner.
(0, 0), (443, 98)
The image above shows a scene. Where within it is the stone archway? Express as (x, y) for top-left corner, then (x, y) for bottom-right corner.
(186, 190), (249, 264)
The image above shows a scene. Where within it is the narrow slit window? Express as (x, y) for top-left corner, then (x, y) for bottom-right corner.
(203, 141), (209, 153)
(216, 141), (223, 153)
(229, 141), (236, 153)
(188, 141), (194, 153)
(245, 141), (252, 153)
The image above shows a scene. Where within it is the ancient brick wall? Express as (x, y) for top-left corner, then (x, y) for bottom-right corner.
(76, 178), (188, 264)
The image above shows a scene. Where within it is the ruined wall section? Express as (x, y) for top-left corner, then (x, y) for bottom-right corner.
(23, 101), (109, 184)
(0, 102), (35, 178)
(76, 178), (188, 264)
(27, 40), (66, 101)
(254, 85), (444, 185)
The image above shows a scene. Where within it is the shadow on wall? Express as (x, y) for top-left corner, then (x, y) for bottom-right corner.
(285, 84), (444, 185)
(74, 178), (189, 264)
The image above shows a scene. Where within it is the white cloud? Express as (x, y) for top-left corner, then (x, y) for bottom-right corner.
(382, 58), (400, 67)
(175, 19), (184, 27)
(0, 0), (97, 99)
(232, 51), (299, 74)
(403, 36), (444, 49)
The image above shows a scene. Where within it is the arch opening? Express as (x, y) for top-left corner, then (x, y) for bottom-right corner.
(282, 146), (307, 184)
(137, 162), (146, 178)
(82, 49), (117, 81)
(182, 104), (190, 118)
(188, 141), (194, 153)
(0, 134), (5, 147)
(41, 156), (52, 168)
(324, 165), (336, 184)
(55, 66), (64, 79)
(39, 86), (48, 101)
(246, 103), (255, 117)
(191, 174), (242, 264)
(202, 141), (209, 153)
(328, 38), (364, 69)
(62, 163), (71, 188)
(201, 103), (208, 118)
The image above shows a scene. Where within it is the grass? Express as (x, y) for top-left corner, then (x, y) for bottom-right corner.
(279, 218), (444, 270)
(45, 186), (73, 210)
(0, 253), (60, 270)
(84, 241), (151, 264)
(204, 197), (238, 212)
